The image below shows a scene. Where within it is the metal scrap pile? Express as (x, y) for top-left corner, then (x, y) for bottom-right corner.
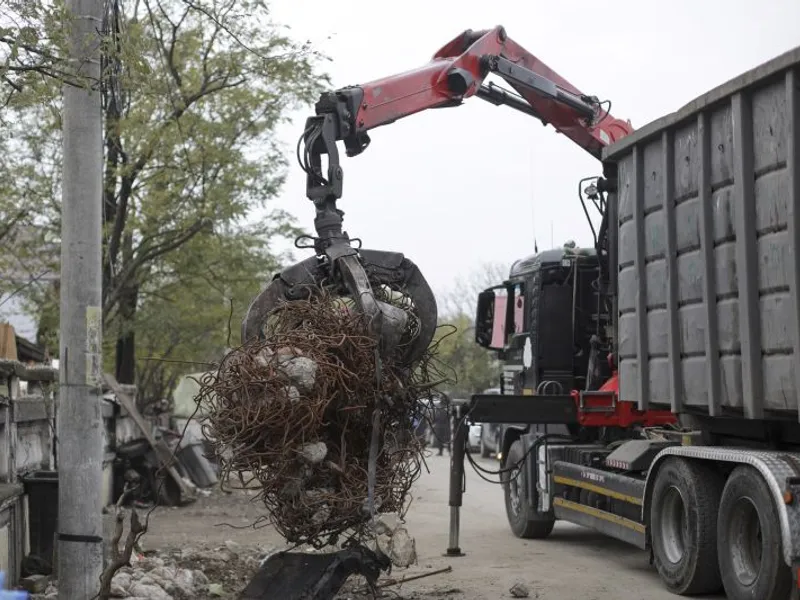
(196, 287), (440, 549)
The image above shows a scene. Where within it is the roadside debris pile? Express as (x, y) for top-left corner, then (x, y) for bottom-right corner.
(196, 287), (441, 550)
(27, 539), (440, 600)
(29, 543), (255, 600)
(371, 512), (417, 568)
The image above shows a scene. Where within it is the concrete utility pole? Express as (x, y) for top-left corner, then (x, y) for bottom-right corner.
(58, 0), (106, 597)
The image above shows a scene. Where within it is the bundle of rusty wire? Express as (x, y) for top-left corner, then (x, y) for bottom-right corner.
(196, 287), (442, 548)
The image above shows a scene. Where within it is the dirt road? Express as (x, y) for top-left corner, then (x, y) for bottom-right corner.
(139, 452), (726, 599)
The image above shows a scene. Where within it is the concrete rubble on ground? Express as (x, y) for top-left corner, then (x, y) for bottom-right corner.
(27, 516), (418, 599)
(29, 541), (277, 600)
(274, 510), (417, 571)
(372, 512), (417, 569)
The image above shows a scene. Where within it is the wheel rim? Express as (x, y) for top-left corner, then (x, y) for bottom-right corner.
(728, 496), (763, 587)
(659, 486), (688, 564)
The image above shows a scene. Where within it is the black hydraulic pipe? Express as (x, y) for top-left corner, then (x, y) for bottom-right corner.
(476, 83), (543, 121)
(446, 406), (467, 557)
(481, 55), (597, 120)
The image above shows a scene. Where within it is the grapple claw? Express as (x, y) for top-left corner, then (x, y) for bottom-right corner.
(241, 248), (437, 366)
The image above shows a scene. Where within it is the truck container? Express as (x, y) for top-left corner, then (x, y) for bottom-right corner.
(452, 44), (800, 600)
(609, 45), (800, 424)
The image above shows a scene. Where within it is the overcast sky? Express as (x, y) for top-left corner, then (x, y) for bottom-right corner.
(265, 0), (800, 301)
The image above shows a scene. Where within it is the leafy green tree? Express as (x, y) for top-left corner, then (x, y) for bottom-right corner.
(433, 263), (510, 397)
(433, 312), (500, 398)
(0, 1), (72, 107)
(128, 220), (296, 401)
(440, 260), (508, 316)
(0, 0), (329, 391)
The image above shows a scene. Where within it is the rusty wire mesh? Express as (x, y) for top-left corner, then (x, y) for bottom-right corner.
(195, 286), (446, 548)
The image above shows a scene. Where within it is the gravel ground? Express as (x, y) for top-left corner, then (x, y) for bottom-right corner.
(51, 451), (726, 599)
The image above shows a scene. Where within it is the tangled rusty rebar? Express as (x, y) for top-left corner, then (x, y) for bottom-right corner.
(196, 286), (446, 548)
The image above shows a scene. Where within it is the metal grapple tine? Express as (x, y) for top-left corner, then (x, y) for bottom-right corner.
(241, 250), (438, 366)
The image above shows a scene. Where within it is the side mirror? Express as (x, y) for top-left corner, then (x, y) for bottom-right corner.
(475, 289), (506, 350)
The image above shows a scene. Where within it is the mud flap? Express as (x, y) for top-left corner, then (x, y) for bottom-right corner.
(238, 546), (390, 600)
(520, 430), (570, 519)
(520, 432), (542, 512)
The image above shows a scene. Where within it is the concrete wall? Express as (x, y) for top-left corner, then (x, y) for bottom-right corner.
(0, 361), (58, 585)
(0, 361), (160, 585)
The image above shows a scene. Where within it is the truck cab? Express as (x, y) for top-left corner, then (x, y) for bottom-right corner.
(474, 243), (613, 458)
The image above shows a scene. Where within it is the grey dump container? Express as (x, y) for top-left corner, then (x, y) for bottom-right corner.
(603, 45), (800, 420)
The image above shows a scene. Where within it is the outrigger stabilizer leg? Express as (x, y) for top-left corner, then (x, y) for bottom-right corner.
(445, 403), (468, 557)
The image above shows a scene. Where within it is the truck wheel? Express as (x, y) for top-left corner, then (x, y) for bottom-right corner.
(502, 439), (554, 539)
(650, 457), (723, 595)
(717, 466), (791, 600)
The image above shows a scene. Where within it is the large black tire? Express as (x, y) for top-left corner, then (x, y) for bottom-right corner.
(650, 457), (723, 595)
(717, 466), (792, 600)
(502, 439), (555, 539)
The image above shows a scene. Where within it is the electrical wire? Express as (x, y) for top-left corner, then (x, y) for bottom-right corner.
(464, 430), (575, 485)
(451, 405), (574, 486)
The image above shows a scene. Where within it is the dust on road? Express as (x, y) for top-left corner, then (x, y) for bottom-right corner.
(137, 452), (724, 600)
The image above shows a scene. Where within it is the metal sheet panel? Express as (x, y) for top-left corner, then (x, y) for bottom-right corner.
(604, 46), (800, 420)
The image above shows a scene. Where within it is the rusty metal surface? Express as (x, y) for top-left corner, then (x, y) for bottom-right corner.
(241, 249), (438, 366)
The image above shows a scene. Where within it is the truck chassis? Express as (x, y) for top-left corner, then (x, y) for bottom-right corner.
(447, 394), (800, 599)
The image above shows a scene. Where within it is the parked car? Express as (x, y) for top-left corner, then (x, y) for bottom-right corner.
(478, 387), (503, 458)
(467, 422), (482, 451)
(448, 398), (480, 451)
(417, 397), (481, 452)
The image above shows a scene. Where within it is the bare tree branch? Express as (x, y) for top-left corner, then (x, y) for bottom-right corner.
(179, 0), (293, 62)
(96, 484), (146, 600)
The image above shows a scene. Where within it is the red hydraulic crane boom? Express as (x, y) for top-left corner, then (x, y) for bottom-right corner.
(298, 25), (633, 204)
(244, 26), (634, 363)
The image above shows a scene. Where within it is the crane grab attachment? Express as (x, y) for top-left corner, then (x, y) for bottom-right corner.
(242, 25), (633, 363)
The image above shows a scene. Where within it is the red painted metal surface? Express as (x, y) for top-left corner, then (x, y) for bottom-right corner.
(571, 373), (678, 429)
(351, 26), (633, 159)
(490, 294), (507, 348)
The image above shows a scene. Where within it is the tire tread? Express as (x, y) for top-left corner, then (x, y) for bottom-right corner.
(718, 466), (792, 600)
(650, 457), (723, 595)
(503, 439), (554, 540)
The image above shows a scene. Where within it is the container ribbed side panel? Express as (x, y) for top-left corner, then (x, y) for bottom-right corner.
(606, 48), (800, 420)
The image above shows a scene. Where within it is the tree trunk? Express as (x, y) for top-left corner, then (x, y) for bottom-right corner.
(115, 283), (138, 384)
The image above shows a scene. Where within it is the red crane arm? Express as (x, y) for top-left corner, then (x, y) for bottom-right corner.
(300, 26), (632, 203)
(251, 26), (637, 363)
(352, 27), (632, 154)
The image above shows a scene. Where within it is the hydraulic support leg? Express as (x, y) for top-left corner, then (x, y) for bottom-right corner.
(446, 407), (467, 557)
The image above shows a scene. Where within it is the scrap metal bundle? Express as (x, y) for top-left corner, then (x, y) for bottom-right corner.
(196, 287), (441, 549)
